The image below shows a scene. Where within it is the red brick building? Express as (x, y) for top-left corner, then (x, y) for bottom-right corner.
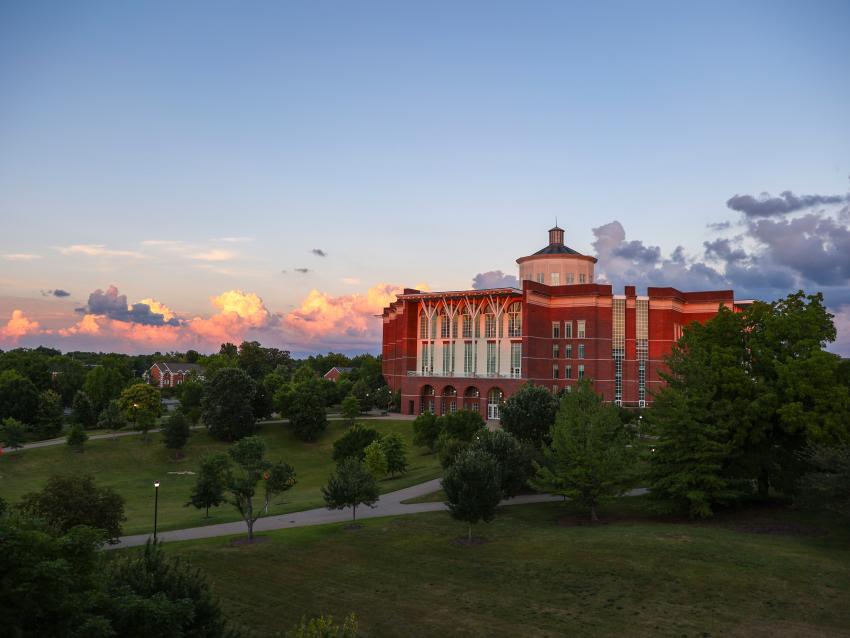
(381, 226), (750, 418)
(323, 366), (353, 382)
(147, 362), (205, 388)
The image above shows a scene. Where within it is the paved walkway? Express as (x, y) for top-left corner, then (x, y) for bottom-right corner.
(110, 478), (574, 549)
(1, 412), (416, 454)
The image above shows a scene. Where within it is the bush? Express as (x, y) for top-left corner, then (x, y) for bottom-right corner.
(412, 412), (441, 452)
(19, 473), (126, 543)
(286, 614), (358, 638)
(469, 429), (531, 498)
(436, 430), (469, 469)
(332, 424), (381, 463)
(364, 440), (388, 478)
(1, 417), (28, 449)
(441, 410), (486, 442)
(66, 422), (89, 451)
(380, 432), (408, 477)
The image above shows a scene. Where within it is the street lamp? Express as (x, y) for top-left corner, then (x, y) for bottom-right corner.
(153, 481), (160, 541)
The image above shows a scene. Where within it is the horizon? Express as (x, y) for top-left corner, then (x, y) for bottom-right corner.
(2, 1), (849, 356)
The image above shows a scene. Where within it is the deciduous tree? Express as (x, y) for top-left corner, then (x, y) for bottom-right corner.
(322, 457), (379, 523)
(162, 410), (191, 458)
(71, 389), (97, 428)
(363, 440), (388, 478)
(187, 453), (230, 518)
(201, 368), (257, 441)
(289, 382), (327, 442)
(380, 432), (408, 477)
(332, 424), (381, 462)
(66, 422), (89, 452)
(34, 389), (64, 439)
(499, 383), (558, 446)
(0, 369), (39, 423)
(1, 417), (27, 449)
(340, 394), (361, 424)
(442, 448), (502, 543)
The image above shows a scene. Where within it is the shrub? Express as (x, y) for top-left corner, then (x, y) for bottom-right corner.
(412, 412), (441, 452)
(380, 432), (408, 477)
(332, 424), (381, 463)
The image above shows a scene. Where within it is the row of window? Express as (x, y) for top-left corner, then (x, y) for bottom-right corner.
(422, 341), (522, 376)
(525, 272), (588, 285)
(552, 343), (586, 359)
(420, 302), (522, 340)
(552, 320), (586, 339)
(552, 364), (585, 379)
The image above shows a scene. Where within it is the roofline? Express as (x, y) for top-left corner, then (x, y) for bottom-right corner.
(516, 253), (598, 264)
(396, 287), (523, 300)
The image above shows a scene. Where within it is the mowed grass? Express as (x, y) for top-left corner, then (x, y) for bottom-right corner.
(163, 498), (850, 638)
(0, 419), (438, 535)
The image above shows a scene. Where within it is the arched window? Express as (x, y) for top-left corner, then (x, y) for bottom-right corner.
(507, 302), (522, 337)
(463, 386), (480, 413)
(420, 385), (435, 414)
(441, 385), (457, 414)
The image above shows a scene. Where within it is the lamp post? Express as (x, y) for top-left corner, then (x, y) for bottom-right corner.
(153, 481), (160, 541)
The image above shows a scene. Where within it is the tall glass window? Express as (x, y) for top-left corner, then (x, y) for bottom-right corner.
(507, 302), (522, 337)
(462, 311), (472, 338)
(440, 310), (450, 339)
(578, 343), (585, 359)
(536, 273), (544, 283)
(613, 297), (625, 404)
(486, 342), (497, 375)
(578, 364), (585, 380)
(421, 342), (429, 373)
(577, 320), (586, 338)
(464, 342), (474, 375)
(510, 343), (521, 377)
(565, 321), (573, 338)
(552, 364), (559, 379)
(419, 314), (428, 339)
(551, 322), (560, 338)
(551, 272), (560, 286)
(637, 298), (649, 403)
(578, 273), (587, 284)
(566, 273), (575, 284)
(484, 312), (496, 338)
(565, 343), (572, 358)
(552, 343), (559, 358)
(565, 364), (572, 379)
(442, 342), (454, 375)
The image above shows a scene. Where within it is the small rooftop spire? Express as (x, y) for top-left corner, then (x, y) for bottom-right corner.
(548, 224), (564, 246)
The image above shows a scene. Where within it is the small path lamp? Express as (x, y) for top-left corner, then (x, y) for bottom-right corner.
(153, 480), (160, 541)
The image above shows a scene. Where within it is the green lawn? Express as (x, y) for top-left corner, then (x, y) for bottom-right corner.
(161, 497), (850, 638)
(0, 419), (439, 535)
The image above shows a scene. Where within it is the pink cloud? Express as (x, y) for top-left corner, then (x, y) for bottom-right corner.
(0, 310), (41, 343)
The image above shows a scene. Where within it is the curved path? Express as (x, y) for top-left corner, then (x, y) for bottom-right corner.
(111, 478), (576, 549)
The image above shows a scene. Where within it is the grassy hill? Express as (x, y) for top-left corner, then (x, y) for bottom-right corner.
(163, 496), (850, 638)
(0, 419), (438, 535)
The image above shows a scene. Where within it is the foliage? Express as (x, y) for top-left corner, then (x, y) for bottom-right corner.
(97, 398), (126, 430)
(202, 368), (258, 441)
(187, 453), (230, 518)
(226, 436), (297, 540)
(469, 429), (531, 498)
(380, 432), (408, 477)
(179, 379), (204, 414)
(440, 409), (486, 442)
(322, 457), (379, 522)
(0, 369), (40, 423)
(797, 443), (850, 518)
(105, 539), (241, 638)
(373, 385), (393, 412)
(19, 473), (126, 542)
(162, 410), (191, 457)
(436, 430), (469, 469)
(340, 394), (361, 423)
(66, 422), (89, 451)
(289, 382), (328, 442)
(48, 355), (87, 405)
(286, 614), (358, 638)
(412, 412), (441, 452)
(351, 379), (372, 410)
(71, 389), (97, 428)
(119, 382), (161, 425)
(500, 383), (558, 446)
(82, 365), (127, 414)
(441, 448), (503, 542)
(1, 417), (28, 449)
(531, 381), (634, 522)
(363, 440), (388, 478)
(34, 389), (64, 439)
(332, 423), (381, 463)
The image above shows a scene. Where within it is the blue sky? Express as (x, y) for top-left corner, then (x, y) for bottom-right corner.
(1, 1), (849, 354)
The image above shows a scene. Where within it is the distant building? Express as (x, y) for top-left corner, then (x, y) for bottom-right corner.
(147, 362), (205, 388)
(323, 366), (353, 382)
(381, 225), (751, 418)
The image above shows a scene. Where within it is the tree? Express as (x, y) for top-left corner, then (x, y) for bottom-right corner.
(19, 473), (126, 542)
(436, 431), (470, 469)
(202, 368), (257, 441)
(351, 378), (372, 411)
(0, 369), (39, 422)
(374, 386), (393, 412)
(797, 443), (850, 518)
(97, 399), (126, 430)
(105, 540), (240, 638)
(332, 424), (381, 462)
(187, 453), (230, 518)
(1, 417), (27, 449)
(531, 381), (634, 522)
(499, 383), (558, 446)
(71, 389), (97, 428)
(412, 412), (441, 452)
(380, 432), (408, 477)
(363, 440), (388, 478)
(340, 394), (361, 424)
(469, 429), (530, 498)
(162, 410), (191, 458)
(179, 379), (204, 424)
(34, 389), (64, 439)
(289, 382), (328, 442)
(322, 457), (379, 523)
(48, 355), (86, 405)
(226, 436), (296, 540)
(66, 422), (89, 451)
(440, 410), (486, 442)
(82, 365), (126, 414)
(287, 614), (358, 638)
(119, 382), (161, 430)
(273, 383), (296, 418)
(441, 448), (503, 543)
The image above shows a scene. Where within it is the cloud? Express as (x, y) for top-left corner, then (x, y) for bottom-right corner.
(0, 310), (41, 343)
(340, 277), (361, 285)
(311, 249), (327, 257)
(726, 190), (850, 218)
(187, 290), (275, 345)
(703, 238), (748, 264)
(80, 285), (181, 326)
(707, 221), (732, 231)
(294, 268), (311, 274)
(2, 253), (42, 261)
(215, 236), (252, 243)
(189, 249), (236, 262)
(283, 283), (402, 349)
(40, 289), (71, 298)
(57, 244), (146, 259)
(471, 270), (520, 290)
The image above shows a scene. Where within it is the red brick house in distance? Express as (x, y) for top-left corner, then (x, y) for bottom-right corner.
(381, 226), (751, 419)
(323, 366), (353, 382)
(146, 362), (205, 388)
